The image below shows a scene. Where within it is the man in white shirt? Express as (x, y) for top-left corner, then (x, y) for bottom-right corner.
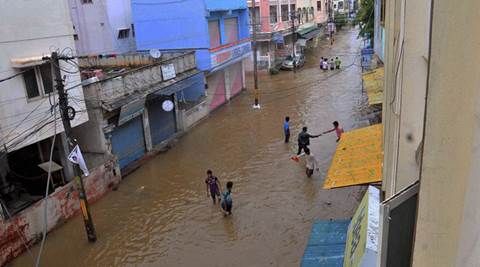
(298, 148), (320, 177)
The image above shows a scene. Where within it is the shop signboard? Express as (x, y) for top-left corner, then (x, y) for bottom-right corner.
(344, 186), (380, 267)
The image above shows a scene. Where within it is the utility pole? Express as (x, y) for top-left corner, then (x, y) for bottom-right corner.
(251, 0), (260, 108)
(51, 52), (97, 242)
(290, 11), (297, 73)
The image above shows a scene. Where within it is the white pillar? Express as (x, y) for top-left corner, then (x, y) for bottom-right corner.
(142, 110), (153, 151)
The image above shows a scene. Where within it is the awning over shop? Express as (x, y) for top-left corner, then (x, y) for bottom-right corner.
(297, 25), (318, 36)
(301, 219), (350, 267)
(362, 67), (384, 106)
(300, 29), (322, 40)
(323, 124), (383, 189)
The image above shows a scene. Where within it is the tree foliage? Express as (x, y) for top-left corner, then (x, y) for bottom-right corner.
(356, 0), (374, 40)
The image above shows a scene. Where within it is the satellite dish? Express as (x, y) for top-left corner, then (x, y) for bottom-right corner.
(149, 49), (162, 59)
(162, 100), (174, 112)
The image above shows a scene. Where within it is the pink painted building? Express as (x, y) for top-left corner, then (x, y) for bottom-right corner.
(248, 0), (325, 69)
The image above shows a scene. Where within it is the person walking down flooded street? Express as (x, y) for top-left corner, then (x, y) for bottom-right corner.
(297, 126), (322, 155)
(220, 181), (234, 216)
(323, 121), (344, 142)
(297, 148), (320, 178)
(205, 170), (221, 204)
(284, 116), (291, 143)
(335, 57), (341, 69)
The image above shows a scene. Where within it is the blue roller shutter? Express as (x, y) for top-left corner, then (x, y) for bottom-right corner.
(147, 95), (177, 146)
(111, 116), (146, 169)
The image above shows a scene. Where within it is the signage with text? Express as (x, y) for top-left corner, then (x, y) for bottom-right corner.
(211, 42), (251, 68)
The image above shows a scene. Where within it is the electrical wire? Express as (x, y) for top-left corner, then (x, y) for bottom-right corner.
(34, 90), (57, 267)
(0, 70), (29, 84)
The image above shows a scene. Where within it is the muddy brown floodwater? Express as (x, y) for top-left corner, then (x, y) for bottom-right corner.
(12, 28), (369, 267)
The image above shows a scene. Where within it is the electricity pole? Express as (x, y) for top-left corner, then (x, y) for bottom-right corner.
(290, 11), (297, 73)
(251, 0), (260, 108)
(51, 52), (97, 242)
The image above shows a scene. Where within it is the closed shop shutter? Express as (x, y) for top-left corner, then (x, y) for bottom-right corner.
(206, 70), (226, 111)
(228, 62), (243, 97)
(147, 95), (177, 146)
(111, 116), (146, 169)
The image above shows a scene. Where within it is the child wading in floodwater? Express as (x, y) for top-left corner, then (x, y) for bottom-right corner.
(221, 181), (233, 216)
(205, 170), (221, 204)
(323, 121), (344, 142)
(297, 148), (320, 177)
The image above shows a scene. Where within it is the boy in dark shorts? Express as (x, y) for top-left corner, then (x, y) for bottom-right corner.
(221, 181), (233, 216)
(205, 170), (221, 204)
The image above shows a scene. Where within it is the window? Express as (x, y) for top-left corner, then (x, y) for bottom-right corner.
(73, 34), (79, 40)
(131, 23), (135, 37)
(269, 5), (278, 24)
(224, 18), (239, 44)
(81, 0), (93, 3)
(208, 20), (221, 48)
(249, 7), (260, 26)
(23, 63), (54, 99)
(317, 1), (322, 11)
(303, 8), (308, 22)
(297, 8), (302, 24)
(281, 5), (289, 21)
(39, 64), (54, 94)
(310, 7), (314, 19)
(24, 69), (40, 99)
(117, 28), (130, 39)
(338, 1), (344, 10)
(290, 4), (296, 17)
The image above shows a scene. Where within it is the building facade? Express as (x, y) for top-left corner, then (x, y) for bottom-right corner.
(0, 0), (88, 213)
(247, 0), (322, 70)
(0, 1), (121, 265)
(377, 0), (480, 266)
(247, 0), (296, 69)
(131, 0), (251, 112)
(69, 0), (136, 55)
(75, 52), (206, 170)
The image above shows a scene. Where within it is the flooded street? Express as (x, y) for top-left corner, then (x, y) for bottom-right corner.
(12, 28), (368, 267)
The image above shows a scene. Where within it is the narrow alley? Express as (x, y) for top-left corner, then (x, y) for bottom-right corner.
(12, 28), (369, 267)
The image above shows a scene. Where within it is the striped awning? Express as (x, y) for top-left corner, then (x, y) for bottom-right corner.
(323, 124), (383, 189)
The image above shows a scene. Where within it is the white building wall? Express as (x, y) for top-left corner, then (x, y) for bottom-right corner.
(0, 0), (88, 152)
(69, 0), (135, 56)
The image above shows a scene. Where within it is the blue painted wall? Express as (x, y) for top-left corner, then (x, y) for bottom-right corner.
(132, 0), (209, 50)
(204, 0), (247, 11)
(132, 0), (250, 72)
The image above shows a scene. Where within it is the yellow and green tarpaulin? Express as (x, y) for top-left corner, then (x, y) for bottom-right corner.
(323, 124), (383, 189)
(362, 67), (384, 106)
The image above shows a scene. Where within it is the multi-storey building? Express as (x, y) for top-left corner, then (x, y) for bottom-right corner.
(68, 0), (136, 55)
(0, 1), (120, 265)
(131, 0), (251, 111)
(247, 0), (322, 70)
(376, 0), (480, 266)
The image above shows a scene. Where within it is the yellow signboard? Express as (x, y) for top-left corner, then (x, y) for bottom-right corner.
(362, 67), (384, 106)
(323, 124), (383, 189)
(344, 186), (380, 267)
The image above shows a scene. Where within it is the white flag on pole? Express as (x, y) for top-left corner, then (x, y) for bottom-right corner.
(68, 145), (89, 176)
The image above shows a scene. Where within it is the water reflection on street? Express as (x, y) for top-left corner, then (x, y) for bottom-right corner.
(12, 28), (368, 267)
